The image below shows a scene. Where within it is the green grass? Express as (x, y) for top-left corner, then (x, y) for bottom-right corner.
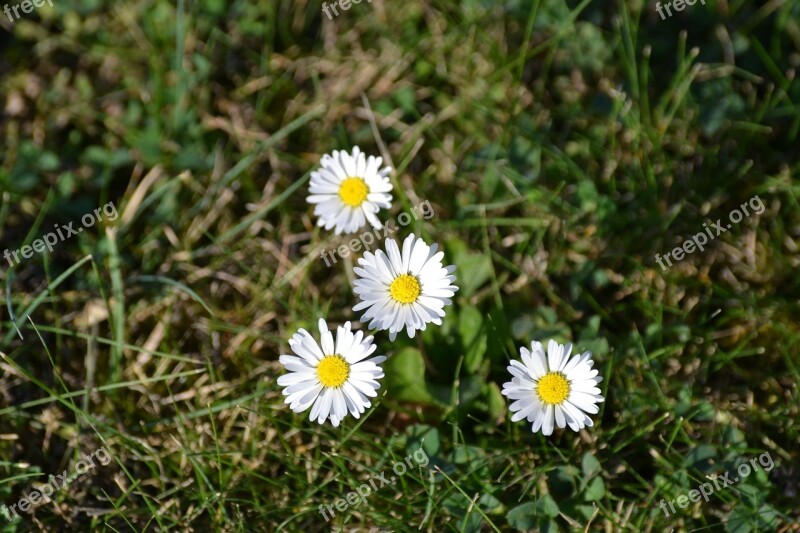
(1, 0), (799, 531)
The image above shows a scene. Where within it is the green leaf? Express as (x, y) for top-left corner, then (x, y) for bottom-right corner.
(446, 237), (492, 298)
(736, 484), (762, 507)
(486, 382), (506, 421)
(478, 492), (502, 513)
(722, 426), (747, 450)
(393, 86), (417, 114)
(451, 445), (486, 470)
(405, 425), (440, 457)
(506, 502), (537, 531)
(549, 465), (580, 497)
(726, 503), (780, 532)
(569, 502), (599, 521)
(583, 476), (605, 502)
(537, 494), (560, 517)
(581, 452), (602, 479)
(539, 519), (559, 532)
(442, 491), (482, 532)
(684, 445), (717, 469)
(459, 305), (487, 373)
(458, 375), (483, 405)
(383, 347), (432, 403)
(695, 400), (716, 422)
(725, 505), (754, 533)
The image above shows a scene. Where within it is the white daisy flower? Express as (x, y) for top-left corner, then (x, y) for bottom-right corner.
(306, 146), (393, 235)
(277, 318), (386, 427)
(502, 340), (604, 436)
(353, 234), (458, 341)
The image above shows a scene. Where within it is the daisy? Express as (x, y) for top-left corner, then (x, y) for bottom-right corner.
(502, 340), (604, 436)
(353, 234), (458, 341)
(306, 146), (393, 235)
(277, 319), (386, 427)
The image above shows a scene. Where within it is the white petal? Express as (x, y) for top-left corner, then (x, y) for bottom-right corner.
(541, 405), (554, 436)
(547, 340), (563, 372)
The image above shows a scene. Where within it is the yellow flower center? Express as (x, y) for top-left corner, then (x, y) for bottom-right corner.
(338, 177), (369, 207)
(389, 274), (421, 304)
(316, 355), (350, 388)
(537, 372), (571, 405)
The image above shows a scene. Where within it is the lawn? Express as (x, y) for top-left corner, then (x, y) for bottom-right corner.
(0, 0), (799, 531)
